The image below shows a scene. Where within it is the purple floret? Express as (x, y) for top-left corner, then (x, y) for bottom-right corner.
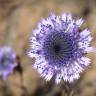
(28, 13), (95, 84)
(0, 46), (17, 80)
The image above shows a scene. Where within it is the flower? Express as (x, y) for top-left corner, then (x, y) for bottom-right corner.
(28, 13), (95, 84)
(0, 46), (17, 80)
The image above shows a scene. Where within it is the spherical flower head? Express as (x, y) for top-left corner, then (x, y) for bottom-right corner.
(0, 46), (17, 80)
(28, 13), (95, 84)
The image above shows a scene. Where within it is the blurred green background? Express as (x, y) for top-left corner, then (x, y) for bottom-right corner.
(0, 0), (96, 96)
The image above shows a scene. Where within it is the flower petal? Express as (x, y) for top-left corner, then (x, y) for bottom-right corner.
(75, 18), (84, 27)
(55, 72), (62, 84)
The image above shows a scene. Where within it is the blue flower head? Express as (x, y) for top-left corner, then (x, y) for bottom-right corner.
(28, 13), (95, 84)
(0, 46), (17, 80)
